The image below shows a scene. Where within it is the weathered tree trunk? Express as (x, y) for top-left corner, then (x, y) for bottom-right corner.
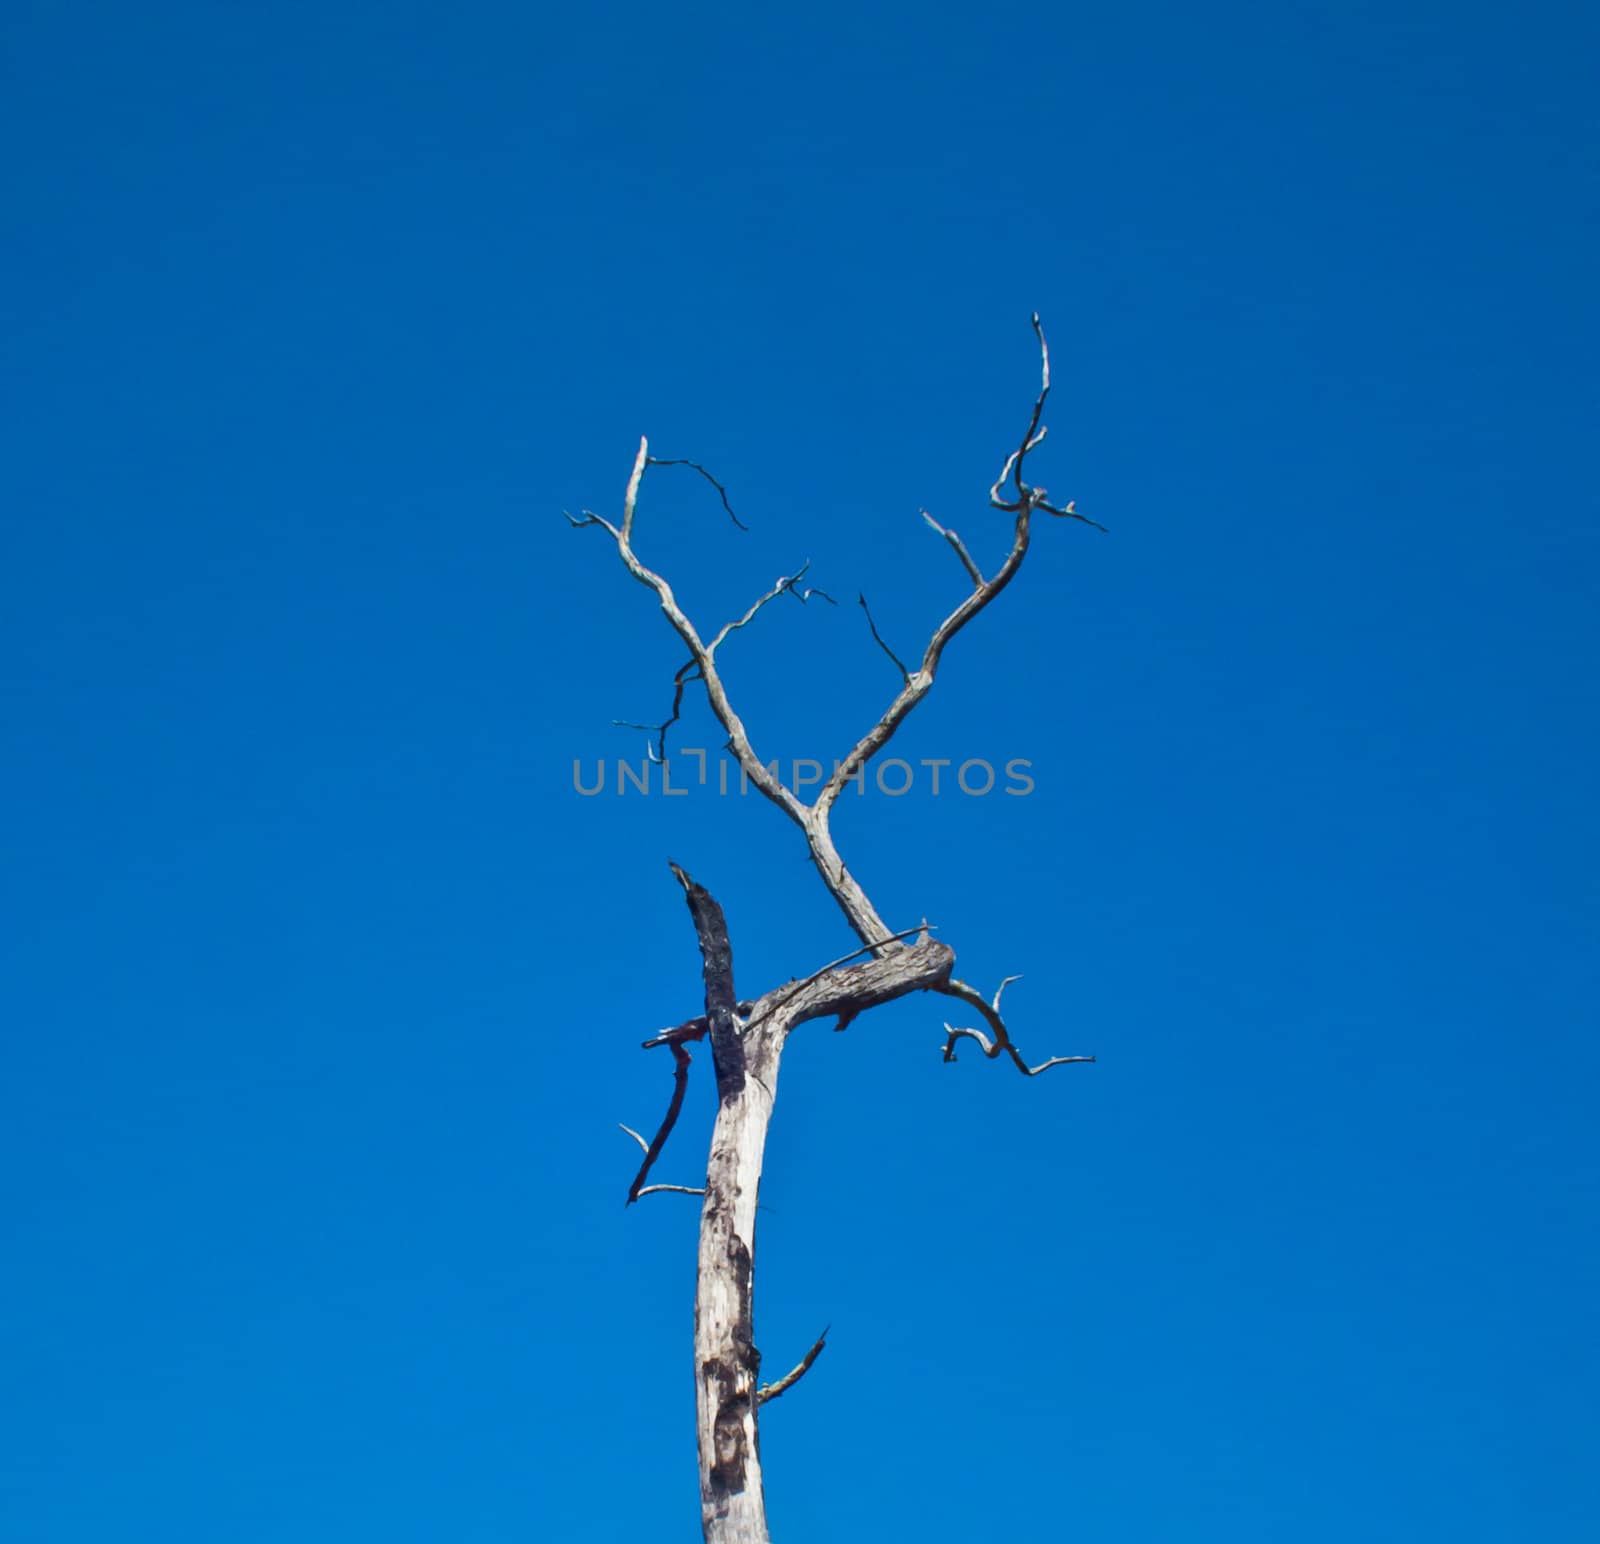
(673, 858), (956, 1542)
(695, 1018), (784, 1542)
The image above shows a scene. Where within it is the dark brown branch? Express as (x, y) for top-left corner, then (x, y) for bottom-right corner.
(645, 455), (749, 531)
(857, 593), (910, 682)
(756, 1328), (829, 1405)
(623, 1042), (695, 1205)
(670, 861), (745, 1101)
(615, 657), (701, 762)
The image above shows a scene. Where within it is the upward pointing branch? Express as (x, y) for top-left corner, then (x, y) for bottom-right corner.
(670, 862), (744, 1102)
(572, 317), (1099, 1075)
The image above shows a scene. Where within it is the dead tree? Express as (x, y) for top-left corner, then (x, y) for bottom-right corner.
(570, 317), (1099, 1543)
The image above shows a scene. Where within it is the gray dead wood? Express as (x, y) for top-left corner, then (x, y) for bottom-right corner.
(578, 318), (1098, 1542)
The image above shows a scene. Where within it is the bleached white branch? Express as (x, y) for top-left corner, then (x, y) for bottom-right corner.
(922, 509), (985, 587)
(936, 975), (1094, 1076)
(573, 316), (1100, 1068)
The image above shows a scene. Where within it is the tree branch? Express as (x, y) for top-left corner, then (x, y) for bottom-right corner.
(708, 562), (836, 655)
(810, 316), (1073, 836)
(857, 593), (910, 683)
(645, 455), (749, 531)
(935, 974), (1095, 1076)
(571, 437), (811, 836)
(622, 1041), (696, 1205)
(614, 657), (701, 763)
(671, 861), (745, 1102)
(573, 316), (1099, 1057)
(921, 509), (985, 587)
(756, 1328), (828, 1405)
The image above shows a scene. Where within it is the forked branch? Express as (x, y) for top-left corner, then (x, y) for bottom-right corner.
(937, 975), (1096, 1077)
(573, 316), (1097, 1075)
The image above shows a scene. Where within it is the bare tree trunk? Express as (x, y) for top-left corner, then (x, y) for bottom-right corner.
(695, 1019), (783, 1543)
(636, 890), (978, 1541)
(670, 859), (958, 1542)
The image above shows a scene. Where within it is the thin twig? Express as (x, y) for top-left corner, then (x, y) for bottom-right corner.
(1037, 497), (1108, 533)
(708, 562), (836, 654)
(624, 1043), (694, 1205)
(645, 456), (749, 530)
(858, 593), (910, 682)
(941, 1021), (1096, 1075)
(803, 924), (940, 980)
(614, 657), (702, 762)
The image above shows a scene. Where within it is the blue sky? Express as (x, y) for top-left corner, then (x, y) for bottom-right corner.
(3, 1), (1597, 1539)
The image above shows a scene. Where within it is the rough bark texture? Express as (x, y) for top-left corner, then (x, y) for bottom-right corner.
(688, 935), (955, 1542)
(672, 862), (745, 1101)
(695, 1018), (781, 1542)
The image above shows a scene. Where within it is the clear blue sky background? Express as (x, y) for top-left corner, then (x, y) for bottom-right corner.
(3, 2), (1597, 1539)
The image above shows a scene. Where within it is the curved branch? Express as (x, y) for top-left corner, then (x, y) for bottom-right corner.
(756, 1328), (829, 1405)
(709, 562), (835, 655)
(614, 657), (701, 762)
(810, 506), (1034, 833)
(935, 975), (1095, 1076)
(812, 316), (1071, 840)
(623, 1043), (694, 1205)
(645, 455), (749, 531)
